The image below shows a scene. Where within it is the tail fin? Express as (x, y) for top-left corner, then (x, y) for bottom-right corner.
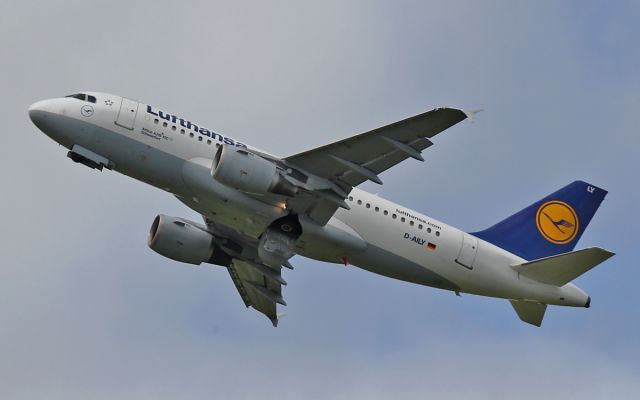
(473, 181), (608, 260)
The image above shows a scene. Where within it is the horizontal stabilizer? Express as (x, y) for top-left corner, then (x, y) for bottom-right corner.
(510, 300), (547, 327)
(512, 247), (615, 286)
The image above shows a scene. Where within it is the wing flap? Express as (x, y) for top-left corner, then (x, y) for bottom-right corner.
(511, 247), (615, 286)
(228, 259), (285, 326)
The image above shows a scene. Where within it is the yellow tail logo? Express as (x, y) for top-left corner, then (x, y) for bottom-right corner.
(536, 201), (579, 244)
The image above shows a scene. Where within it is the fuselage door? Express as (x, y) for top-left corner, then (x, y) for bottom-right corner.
(456, 233), (478, 269)
(115, 97), (139, 130)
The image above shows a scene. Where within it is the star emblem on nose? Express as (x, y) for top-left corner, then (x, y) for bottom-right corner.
(104, 99), (114, 106)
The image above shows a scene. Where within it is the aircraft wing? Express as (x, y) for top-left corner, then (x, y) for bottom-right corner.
(283, 107), (477, 224)
(227, 258), (287, 326)
(285, 107), (475, 186)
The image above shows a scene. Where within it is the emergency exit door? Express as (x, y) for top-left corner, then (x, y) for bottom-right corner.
(115, 97), (139, 130)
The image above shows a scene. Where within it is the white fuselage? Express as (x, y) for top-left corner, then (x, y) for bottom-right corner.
(28, 93), (589, 307)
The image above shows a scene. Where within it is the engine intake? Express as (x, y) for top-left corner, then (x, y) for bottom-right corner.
(148, 214), (228, 265)
(212, 145), (297, 197)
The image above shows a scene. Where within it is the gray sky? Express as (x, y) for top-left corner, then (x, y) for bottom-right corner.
(1, 1), (638, 399)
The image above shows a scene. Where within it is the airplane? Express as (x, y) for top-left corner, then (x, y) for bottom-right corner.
(28, 92), (615, 327)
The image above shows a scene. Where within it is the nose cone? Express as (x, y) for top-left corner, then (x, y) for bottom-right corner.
(28, 99), (55, 130)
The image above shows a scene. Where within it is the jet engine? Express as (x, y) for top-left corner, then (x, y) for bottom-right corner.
(212, 146), (297, 197)
(148, 214), (228, 265)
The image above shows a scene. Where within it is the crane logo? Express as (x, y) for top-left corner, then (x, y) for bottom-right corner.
(80, 105), (94, 117)
(536, 201), (579, 244)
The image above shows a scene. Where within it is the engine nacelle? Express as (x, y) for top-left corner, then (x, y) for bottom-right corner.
(148, 214), (218, 265)
(212, 145), (297, 197)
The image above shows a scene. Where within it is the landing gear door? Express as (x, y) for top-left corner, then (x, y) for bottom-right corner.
(115, 97), (139, 130)
(456, 233), (478, 269)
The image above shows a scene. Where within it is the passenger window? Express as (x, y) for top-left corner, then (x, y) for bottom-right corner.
(436, 231), (440, 237)
(172, 126), (177, 131)
(357, 200), (362, 205)
(418, 224), (423, 230)
(384, 210), (388, 216)
(366, 203), (370, 208)
(410, 221), (414, 226)
(392, 214), (397, 219)
(189, 133), (194, 138)
(427, 227), (432, 233)
(180, 129), (185, 134)
(162, 122), (168, 127)
(154, 119), (159, 124)
(375, 206), (379, 212)
(207, 139), (212, 145)
(348, 196), (353, 202)
(401, 217), (405, 223)
(198, 136), (203, 141)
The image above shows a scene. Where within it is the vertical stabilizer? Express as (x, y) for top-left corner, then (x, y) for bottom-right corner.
(473, 181), (607, 260)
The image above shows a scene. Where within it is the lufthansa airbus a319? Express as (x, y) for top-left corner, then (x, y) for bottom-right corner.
(28, 92), (614, 326)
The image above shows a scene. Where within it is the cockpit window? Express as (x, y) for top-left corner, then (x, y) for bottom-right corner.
(65, 93), (96, 103)
(66, 93), (86, 101)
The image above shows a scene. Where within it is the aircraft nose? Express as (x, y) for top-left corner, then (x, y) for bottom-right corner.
(28, 99), (55, 129)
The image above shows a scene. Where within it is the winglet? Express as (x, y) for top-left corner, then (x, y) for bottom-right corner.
(463, 108), (483, 123)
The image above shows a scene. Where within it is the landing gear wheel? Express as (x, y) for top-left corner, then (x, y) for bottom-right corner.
(268, 214), (302, 239)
